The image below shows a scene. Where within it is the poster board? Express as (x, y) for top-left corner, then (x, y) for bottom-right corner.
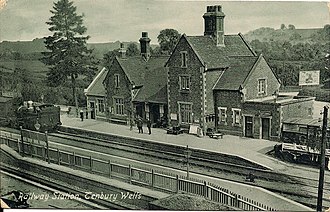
(299, 70), (320, 86)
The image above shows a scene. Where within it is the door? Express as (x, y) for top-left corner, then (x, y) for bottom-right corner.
(90, 102), (95, 119)
(245, 116), (253, 138)
(261, 118), (270, 140)
(136, 104), (143, 119)
(150, 104), (160, 124)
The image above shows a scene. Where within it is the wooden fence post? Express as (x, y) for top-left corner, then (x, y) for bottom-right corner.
(20, 126), (24, 157)
(5, 135), (8, 146)
(30, 142), (33, 158)
(129, 164), (132, 184)
(72, 151), (75, 166)
(42, 145), (46, 161)
(151, 169), (154, 188)
(108, 160), (112, 178)
(57, 148), (60, 165)
(90, 156), (93, 171)
(17, 138), (21, 154)
(176, 175), (179, 193)
(45, 131), (50, 164)
(235, 194), (239, 208)
(203, 181), (208, 199)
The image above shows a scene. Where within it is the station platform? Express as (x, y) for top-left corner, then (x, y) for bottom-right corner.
(60, 114), (329, 181)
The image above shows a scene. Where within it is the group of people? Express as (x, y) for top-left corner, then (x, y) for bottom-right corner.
(79, 108), (89, 121)
(135, 116), (152, 135)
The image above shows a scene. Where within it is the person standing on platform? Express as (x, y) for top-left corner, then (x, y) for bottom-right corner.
(85, 107), (89, 119)
(137, 117), (143, 133)
(147, 118), (151, 135)
(80, 109), (84, 121)
(130, 118), (134, 131)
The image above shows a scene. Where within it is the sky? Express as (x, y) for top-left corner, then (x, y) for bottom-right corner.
(0, 0), (329, 44)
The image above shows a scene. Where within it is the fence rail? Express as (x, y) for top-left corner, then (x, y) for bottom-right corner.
(0, 134), (275, 211)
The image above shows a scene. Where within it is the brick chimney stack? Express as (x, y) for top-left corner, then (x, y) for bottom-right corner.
(203, 5), (225, 47)
(119, 43), (126, 58)
(139, 32), (151, 61)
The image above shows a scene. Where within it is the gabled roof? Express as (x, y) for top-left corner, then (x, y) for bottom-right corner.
(117, 56), (169, 104)
(213, 55), (259, 90)
(172, 33), (256, 70)
(85, 67), (108, 96)
(116, 56), (146, 86)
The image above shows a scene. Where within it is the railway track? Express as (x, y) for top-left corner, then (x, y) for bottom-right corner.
(0, 168), (115, 209)
(1, 127), (330, 209)
(51, 130), (330, 209)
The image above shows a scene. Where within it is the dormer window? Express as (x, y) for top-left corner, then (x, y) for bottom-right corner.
(114, 74), (120, 88)
(258, 78), (267, 95)
(180, 51), (187, 68)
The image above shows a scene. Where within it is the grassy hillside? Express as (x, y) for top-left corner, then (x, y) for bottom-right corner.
(0, 59), (48, 81)
(244, 27), (324, 44)
(0, 38), (158, 59)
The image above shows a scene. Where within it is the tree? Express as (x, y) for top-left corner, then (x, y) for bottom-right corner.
(320, 24), (330, 41)
(103, 48), (120, 66)
(288, 24), (295, 30)
(42, 0), (97, 115)
(157, 29), (180, 55)
(126, 43), (139, 56)
(150, 46), (162, 56)
(280, 24), (286, 30)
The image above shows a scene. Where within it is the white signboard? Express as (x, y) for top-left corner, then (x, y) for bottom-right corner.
(299, 70), (320, 86)
(170, 113), (177, 120)
(189, 125), (199, 135)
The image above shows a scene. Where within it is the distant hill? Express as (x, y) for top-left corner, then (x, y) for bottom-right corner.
(0, 38), (46, 54)
(0, 38), (158, 59)
(244, 26), (324, 43)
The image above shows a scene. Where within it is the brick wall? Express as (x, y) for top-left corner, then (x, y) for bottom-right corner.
(281, 98), (314, 120)
(205, 70), (223, 114)
(214, 90), (243, 136)
(86, 95), (106, 120)
(244, 57), (280, 100)
(167, 37), (204, 127)
(105, 59), (131, 123)
(242, 102), (281, 140)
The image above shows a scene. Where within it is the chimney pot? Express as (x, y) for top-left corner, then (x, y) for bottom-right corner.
(203, 5), (225, 46)
(119, 42), (126, 58)
(142, 32), (148, 38)
(139, 32), (151, 61)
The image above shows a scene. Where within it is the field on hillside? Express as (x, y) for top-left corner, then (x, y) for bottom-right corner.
(0, 59), (48, 80)
(244, 27), (322, 43)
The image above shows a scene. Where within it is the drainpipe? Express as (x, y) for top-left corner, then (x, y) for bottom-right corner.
(202, 65), (207, 136)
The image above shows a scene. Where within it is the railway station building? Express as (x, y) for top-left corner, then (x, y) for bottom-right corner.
(166, 5), (316, 140)
(102, 33), (169, 125)
(84, 67), (108, 120)
(166, 5), (257, 131)
(85, 4), (317, 141)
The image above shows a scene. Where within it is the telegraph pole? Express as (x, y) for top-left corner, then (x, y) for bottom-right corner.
(317, 105), (328, 211)
(184, 145), (192, 179)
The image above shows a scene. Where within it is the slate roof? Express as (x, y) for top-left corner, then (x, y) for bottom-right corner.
(117, 56), (169, 104)
(117, 57), (146, 86)
(85, 67), (108, 96)
(213, 55), (259, 90)
(185, 33), (256, 69)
